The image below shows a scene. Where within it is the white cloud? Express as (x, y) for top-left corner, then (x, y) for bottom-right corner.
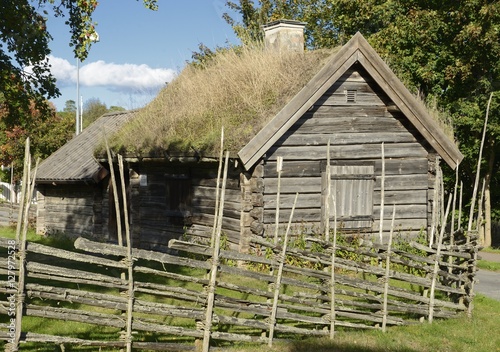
(47, 55), (177, 93)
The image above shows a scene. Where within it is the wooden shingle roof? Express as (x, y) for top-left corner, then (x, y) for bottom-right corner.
(36, 110), (136, 184)
(238, 32), (463, 170)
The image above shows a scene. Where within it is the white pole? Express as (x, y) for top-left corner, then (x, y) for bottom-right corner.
(76, 58), (80, 135)
(80, 95), (83, 133)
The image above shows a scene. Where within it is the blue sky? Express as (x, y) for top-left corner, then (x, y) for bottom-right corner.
(46, 1), (241, 111)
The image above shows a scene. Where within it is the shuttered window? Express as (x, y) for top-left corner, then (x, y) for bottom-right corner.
(322, 164), (374, 230)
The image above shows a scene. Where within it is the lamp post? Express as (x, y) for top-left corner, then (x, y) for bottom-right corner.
(75, 31), (100, 136)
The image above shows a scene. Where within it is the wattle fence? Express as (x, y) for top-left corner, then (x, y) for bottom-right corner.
(0, 228), (479, 351)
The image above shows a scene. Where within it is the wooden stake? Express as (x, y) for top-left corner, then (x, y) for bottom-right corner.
(325, 141), (331, 242)
(274, 156), (283, 245)
(476, 179), (486, 244)
(382, 204), (396, 332)
(458, 181), (463, 230)
(268, 193), (298, 347)
(468, 92), (494, 233)
(429, 156), (441, 247)
(15, 138), (30, 243)
(429, 194), (452, 323)
(118, 155), (134, 352)
(202, 151), (229, 352)
(329, 189), (337, 339)
(378, 143), (385, 244)
(211, 127), (224, 248)
(450, 161), (459, 244)
(104, 133), (123, 247)
(13, 141), (37, 351)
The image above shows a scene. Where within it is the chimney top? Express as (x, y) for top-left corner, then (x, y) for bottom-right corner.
(263, 19), (306, 53)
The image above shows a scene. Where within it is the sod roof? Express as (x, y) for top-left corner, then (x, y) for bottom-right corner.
(108, 46), (336, 158)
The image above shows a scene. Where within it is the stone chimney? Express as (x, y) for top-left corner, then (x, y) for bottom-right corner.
(263, 19), (306, 53)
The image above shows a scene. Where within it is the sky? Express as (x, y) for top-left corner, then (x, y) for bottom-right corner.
(46, 0), (241, 112)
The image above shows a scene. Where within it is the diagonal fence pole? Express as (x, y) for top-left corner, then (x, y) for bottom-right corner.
(202, 151), (229, 352)
(429, 194), (452, 323)
(382, 204), (396, 332)
(12, 139), (37, 352)
(329, 188), (337, 339)
(268, 192), (298, 347)
(118, 155), (134, 352)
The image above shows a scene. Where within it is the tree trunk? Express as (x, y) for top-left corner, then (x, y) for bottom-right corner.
(483, 141), (495, 248)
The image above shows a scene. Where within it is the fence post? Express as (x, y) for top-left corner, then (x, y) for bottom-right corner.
(202, 151), (229, 352)
(268, 193), (298, 347)
(118, 155), (134, 352)
(382, 204), (396, 332)
(329, 188), (337, 339)
(11, 141), (35, 351)
(429, 194), (452, 323)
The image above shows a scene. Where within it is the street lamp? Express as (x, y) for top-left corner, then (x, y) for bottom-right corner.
(76, 31), (100, 136)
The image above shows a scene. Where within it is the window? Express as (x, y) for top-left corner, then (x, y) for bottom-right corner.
(322, 164), (374, 230)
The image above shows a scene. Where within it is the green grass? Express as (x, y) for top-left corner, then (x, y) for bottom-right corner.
(477, 260), (500, 272)
(0, 226), (74, 250)
(482, 247), (500, 253)
(221, 295), (500, 352)
(477, 247), (500, 272)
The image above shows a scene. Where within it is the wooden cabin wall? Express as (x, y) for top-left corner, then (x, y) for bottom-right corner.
(36, 184), (102, 237)
(126, 161), (242, 252)
(260, 64), (434, 241)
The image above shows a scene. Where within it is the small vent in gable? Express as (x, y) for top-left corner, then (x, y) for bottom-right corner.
(345, 89), (357, 103)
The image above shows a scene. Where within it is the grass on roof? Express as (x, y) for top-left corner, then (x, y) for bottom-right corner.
(109, 45), (336, 157)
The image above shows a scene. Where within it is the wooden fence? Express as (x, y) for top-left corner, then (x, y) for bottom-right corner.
(0, 228), (478, 351)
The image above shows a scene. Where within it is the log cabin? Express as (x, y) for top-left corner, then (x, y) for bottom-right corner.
(36, 22), (463, 251)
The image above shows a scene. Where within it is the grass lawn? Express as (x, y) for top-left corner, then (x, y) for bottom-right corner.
(222, 294), (500, 352)
(477, 260), (500, 272)
(477, 247), (500, 272)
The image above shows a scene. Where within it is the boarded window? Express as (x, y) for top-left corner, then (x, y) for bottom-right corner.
(322, 164), (374, 230)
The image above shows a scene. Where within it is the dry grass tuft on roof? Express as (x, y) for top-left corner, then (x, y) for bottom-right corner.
(109, 45), (335, 157)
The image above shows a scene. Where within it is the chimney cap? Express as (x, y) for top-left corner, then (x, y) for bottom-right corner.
(262, 19), (307, 30)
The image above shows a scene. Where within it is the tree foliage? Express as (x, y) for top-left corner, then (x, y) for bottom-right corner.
(0, 98), (74, 181)
(0, 0), (156, 179)
(0, 0), (157, 126)
(82, 97), (107, 128)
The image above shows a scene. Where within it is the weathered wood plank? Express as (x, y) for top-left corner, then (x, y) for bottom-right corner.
(289, 116), (408, 134)
(263, 190), (427, 209)
(266, 143), (427, 161)
(263, 174), (428, 194)
(278, 132), (417, 146)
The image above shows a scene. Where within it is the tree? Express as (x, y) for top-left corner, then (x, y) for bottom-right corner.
(82, 97), (107, 128)
(0, 98), (73, 181)
(63, 100), (77, 113)
(225, 0), (500, 245)
(0, 0), (157, 180)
